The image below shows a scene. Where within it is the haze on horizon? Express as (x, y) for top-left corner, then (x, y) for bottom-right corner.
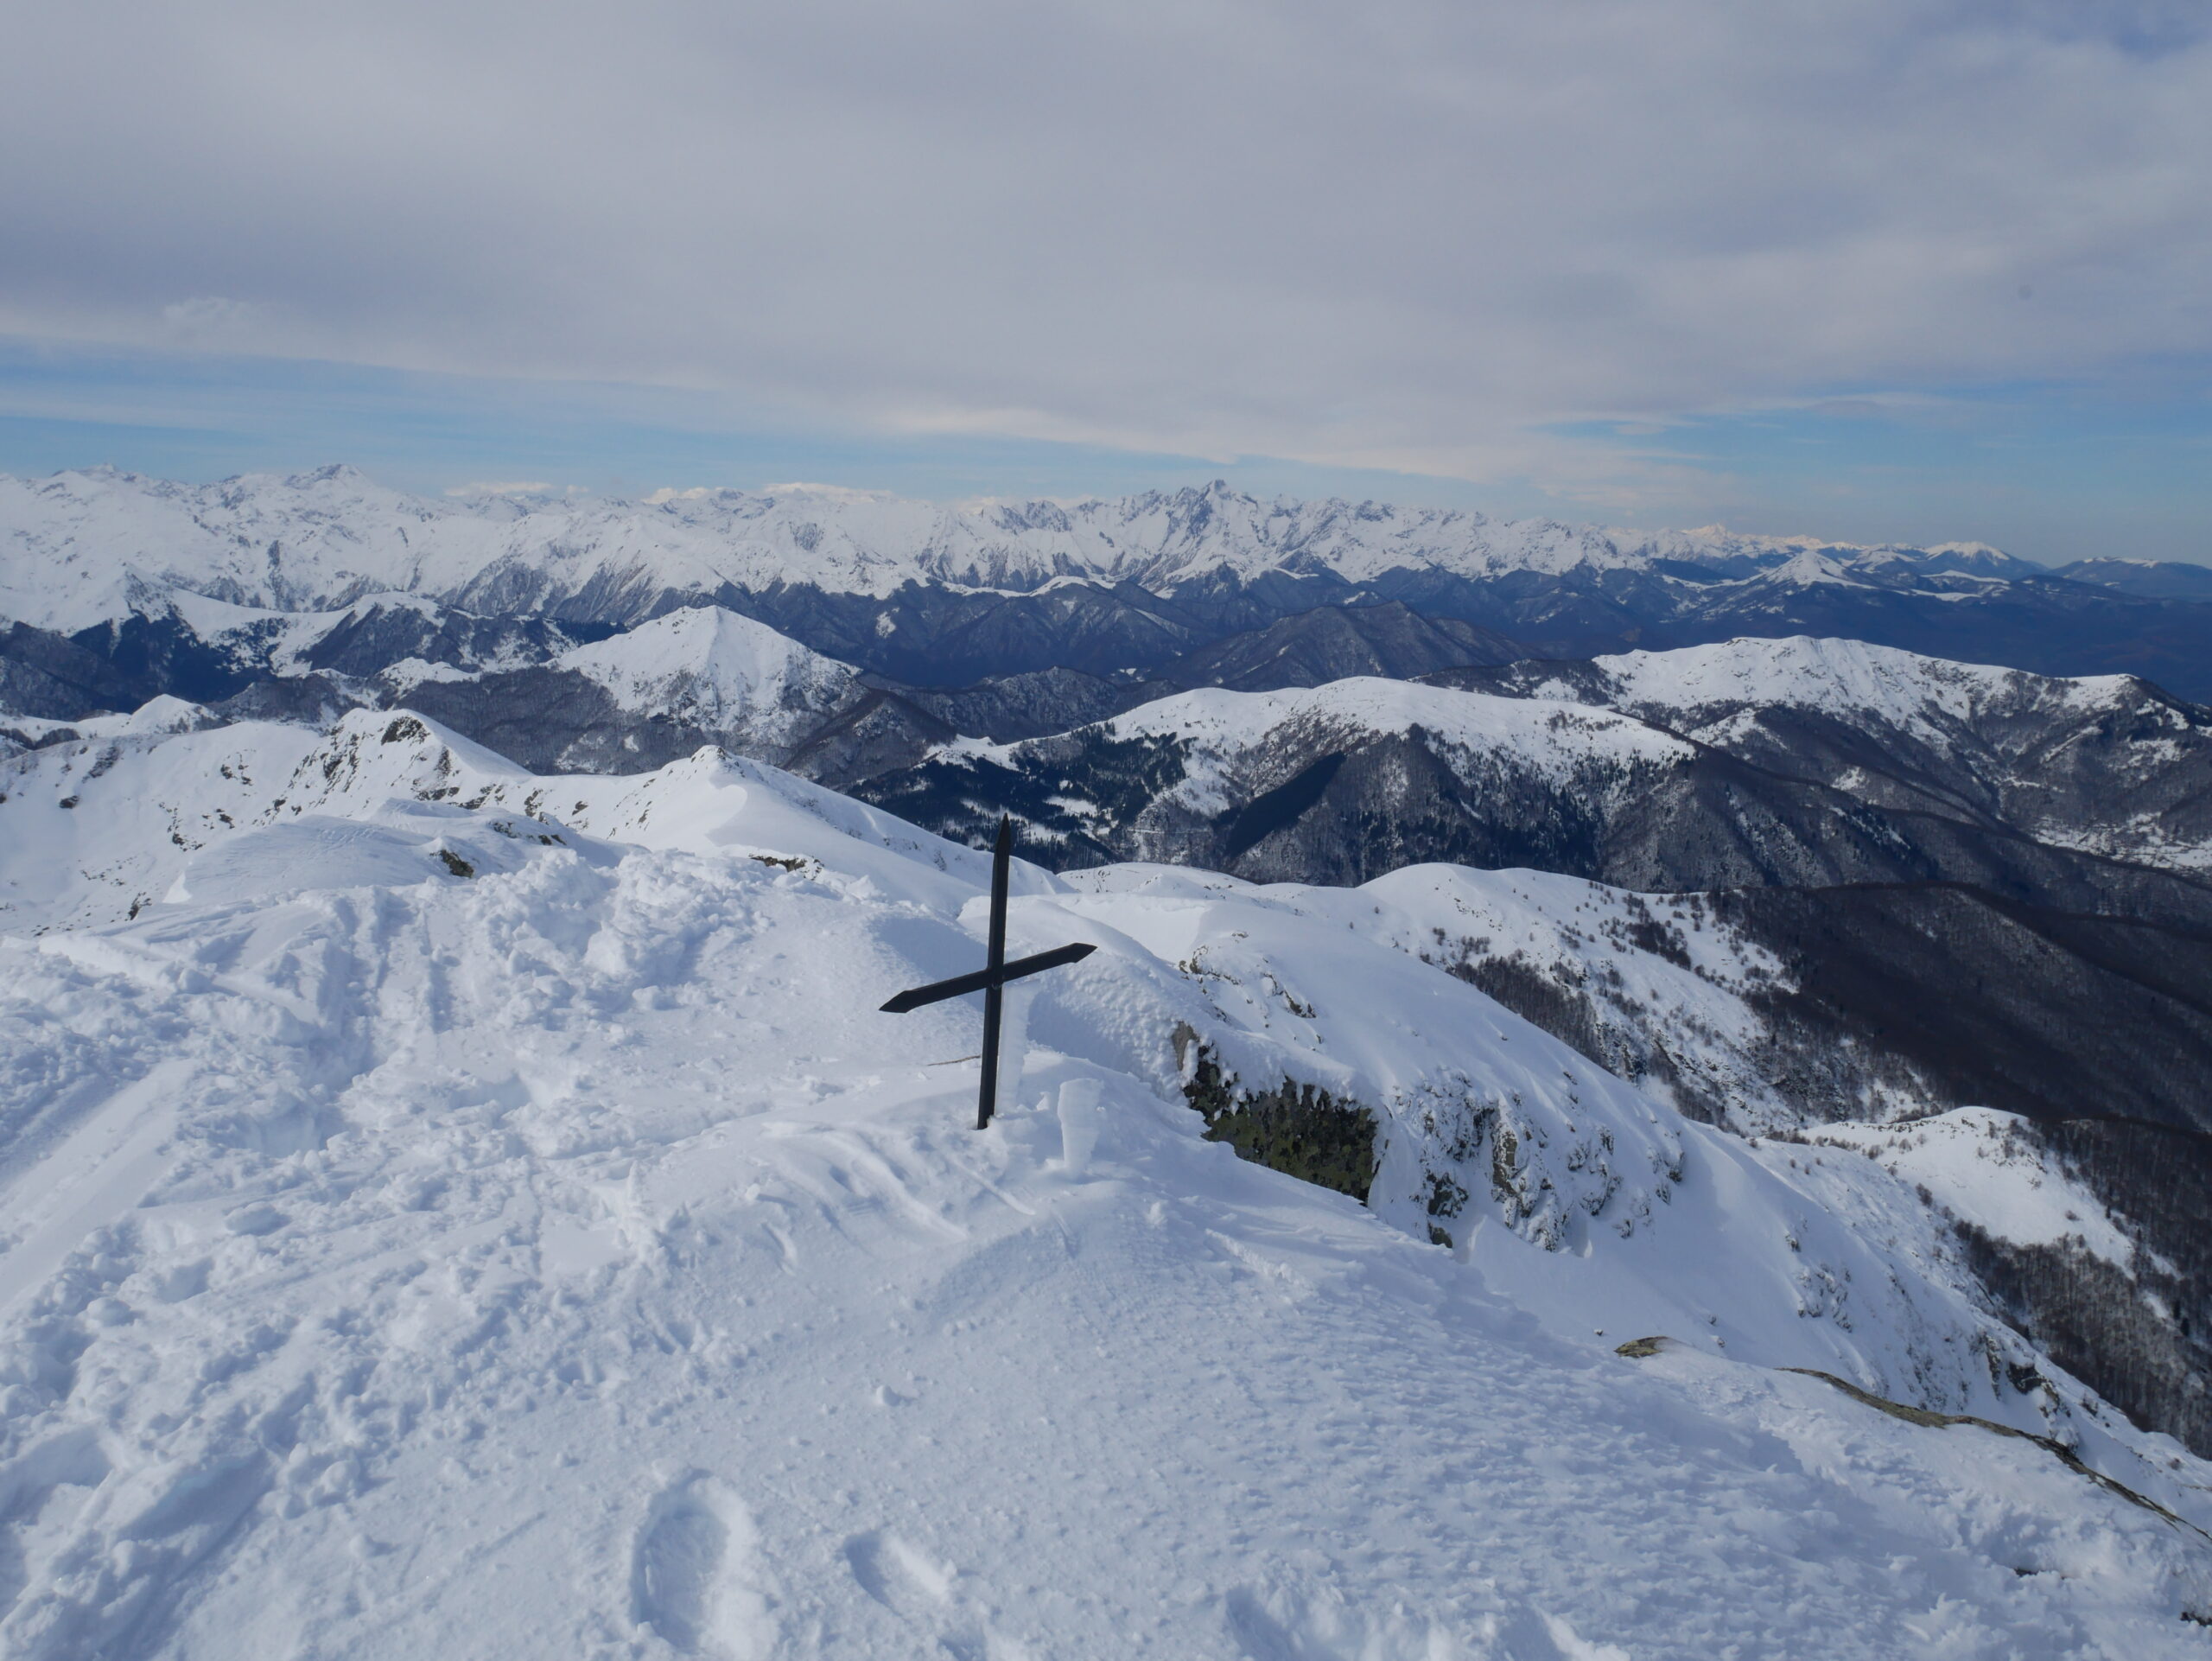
(3, 1), (2209, 564)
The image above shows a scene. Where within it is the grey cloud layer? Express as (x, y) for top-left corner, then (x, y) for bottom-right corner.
(3, 0), (2208, 492)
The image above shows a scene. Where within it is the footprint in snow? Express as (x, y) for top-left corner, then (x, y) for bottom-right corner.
(842, 1529), (953, 1616)
(0, 1428), (109, 1605)
(631, 1474), (777, 1659)
(842, 1532), (1029, 1659)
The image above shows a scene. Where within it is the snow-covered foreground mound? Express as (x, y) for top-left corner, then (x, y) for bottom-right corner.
(3, 714), (2210, 1657)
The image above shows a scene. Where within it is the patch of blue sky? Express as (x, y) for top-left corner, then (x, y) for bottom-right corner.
(3, 340), (2204, 566)
(0, 339), (1516, 518)
(1546, 374), (2212, 564)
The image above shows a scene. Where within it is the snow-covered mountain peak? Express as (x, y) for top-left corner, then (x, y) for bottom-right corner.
(1767, 547), (1874, 589)
(1104, 675), (1691, 766)
(1591, 635), (2020, 719)
(555, 606), (860, 745)
(1572, 635), (2141, 734)
(279, 707), (537, 815)
(563, 603), (846, 685)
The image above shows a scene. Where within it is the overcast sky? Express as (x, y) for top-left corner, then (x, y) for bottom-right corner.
(3, 0), (2208, 558)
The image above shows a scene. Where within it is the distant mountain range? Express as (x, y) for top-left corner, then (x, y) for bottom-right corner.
(7, 463), (2212, 697)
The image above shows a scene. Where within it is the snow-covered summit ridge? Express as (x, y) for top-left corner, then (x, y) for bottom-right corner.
(0, 464), (2055, 631)
(0, 705), (1033, 932)
(1578, 635), (2141, 732)
(3, 712), (2209, 1651)
(1091, 677), (1692, 816)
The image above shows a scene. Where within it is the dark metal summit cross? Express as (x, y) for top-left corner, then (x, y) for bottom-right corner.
(880, 815), (1096, 1130)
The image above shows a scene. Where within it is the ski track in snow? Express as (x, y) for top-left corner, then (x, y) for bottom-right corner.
(0, 715), (2207, 1656)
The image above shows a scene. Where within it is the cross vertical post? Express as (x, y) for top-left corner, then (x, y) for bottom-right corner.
(877, 814), (1097, 1130)
(975, 816), (1013, 1130)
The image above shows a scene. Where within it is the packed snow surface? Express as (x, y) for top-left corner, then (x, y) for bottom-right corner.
(1, 714), (2209, 1657)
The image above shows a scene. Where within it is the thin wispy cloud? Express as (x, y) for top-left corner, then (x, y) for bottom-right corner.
(444, 480), (568, 499)
(0, 1), (2207, 544)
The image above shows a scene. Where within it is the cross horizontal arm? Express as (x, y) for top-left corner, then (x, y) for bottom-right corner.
(996, 939), (1096, 985)
(879, 941), (1097, 1015)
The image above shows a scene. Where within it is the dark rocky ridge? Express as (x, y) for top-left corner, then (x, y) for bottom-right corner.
(1161, 601), (1526, 693)
(852, 701), (2212, 923)
(2055, 559), (2212, 603)
(0, 620), (149, 721)
(293, 602), (613, 679)
(713, 563), (2212, 701)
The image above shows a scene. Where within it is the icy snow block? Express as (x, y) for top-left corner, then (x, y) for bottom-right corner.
(1057, 1079), (1103, 1175)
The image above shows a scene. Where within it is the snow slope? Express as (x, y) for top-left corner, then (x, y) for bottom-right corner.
(1560, 635), (2139, 748)
(1806, 1109), (2136, 1267)
(1332, 862), (1828, 1133)
(2, 714), (2210, 1654)
(1045, 862), (2156, 1437)
(1030, 677), (1690, 829)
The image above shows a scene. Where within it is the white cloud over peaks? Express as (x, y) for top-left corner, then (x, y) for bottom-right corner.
(157, 296), (268, 340)
(1, 0), (2208, 492)
(743, 484), (895, 507)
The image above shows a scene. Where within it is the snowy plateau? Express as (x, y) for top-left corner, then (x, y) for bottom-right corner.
(1, 709), (2211, 1658)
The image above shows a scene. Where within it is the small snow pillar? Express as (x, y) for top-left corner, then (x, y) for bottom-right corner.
(995, 982), (1036, 1117)
(1057, 1078), (1103, 1174)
